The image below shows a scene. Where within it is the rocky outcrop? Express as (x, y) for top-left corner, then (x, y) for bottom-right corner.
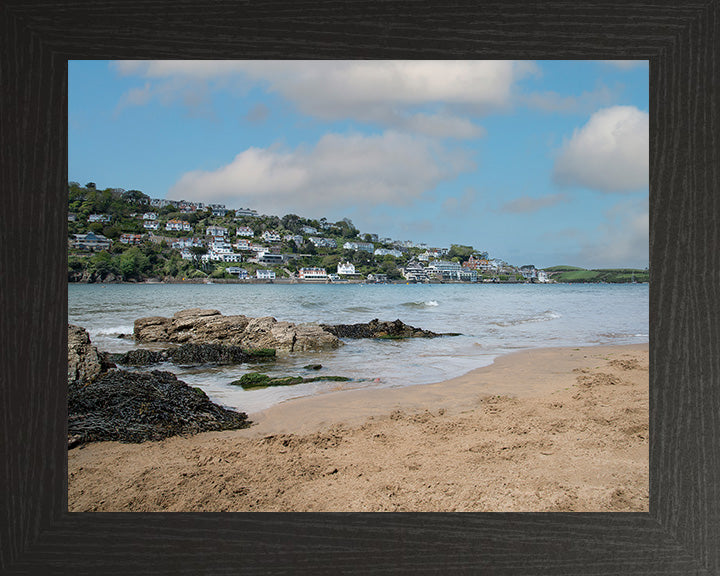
(67, 325), (251, 447)
(110, 343), (276, 367)
(321, 318), (458, 339)
(68, 324), (115, 384)
(68, 369), (249, 444)
(134, 309), (342, 352)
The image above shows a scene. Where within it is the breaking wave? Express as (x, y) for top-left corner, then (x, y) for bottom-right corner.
(94, 325), (134, 337)
(401, 300), (439, 308)
(343, 306), (374, 313)
(490, 310), (561, 327)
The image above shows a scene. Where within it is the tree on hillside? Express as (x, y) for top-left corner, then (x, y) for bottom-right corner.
(281, 214), (303, 233)
(122, 190), (150, 205)
(339, 218), (359, 238)
(448, 244), (474, 260)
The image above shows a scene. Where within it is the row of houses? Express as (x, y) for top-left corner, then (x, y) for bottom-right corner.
(147, 199), (259, 218)
(400, 259), (479, 283)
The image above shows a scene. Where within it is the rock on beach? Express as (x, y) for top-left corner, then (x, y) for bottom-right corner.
(134, 308), (342, 352)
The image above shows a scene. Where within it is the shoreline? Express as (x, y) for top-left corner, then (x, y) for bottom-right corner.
(68, 279), (648, 285)
(68, 342), (649, 512)
(238, 343), (648, 436)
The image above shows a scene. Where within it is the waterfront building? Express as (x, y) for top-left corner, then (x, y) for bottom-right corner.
(337, 261), (357, 275)
(402, 259), (429, 283)
(226, 267), (248, 278)
(256, 269), (276, 280)
(257, 252), (284, 265)
(298, 267), (328, 281)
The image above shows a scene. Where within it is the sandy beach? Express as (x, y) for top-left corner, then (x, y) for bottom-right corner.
(68, 343), (648, 512)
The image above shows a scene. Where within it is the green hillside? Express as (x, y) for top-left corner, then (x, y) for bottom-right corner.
(545, 267), (649, 283)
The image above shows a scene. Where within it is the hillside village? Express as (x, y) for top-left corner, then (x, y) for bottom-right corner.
(68, 182), (648, 284)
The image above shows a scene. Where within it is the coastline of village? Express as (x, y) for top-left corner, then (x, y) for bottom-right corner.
(69, 185), (646, 286)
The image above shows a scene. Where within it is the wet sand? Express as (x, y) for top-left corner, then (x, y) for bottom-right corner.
(68, 343), (648, 512)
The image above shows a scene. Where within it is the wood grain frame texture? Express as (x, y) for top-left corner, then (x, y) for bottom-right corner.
(1, 1), (718, 574)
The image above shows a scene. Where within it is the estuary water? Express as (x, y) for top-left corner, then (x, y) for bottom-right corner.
(68, 283), (649, 414)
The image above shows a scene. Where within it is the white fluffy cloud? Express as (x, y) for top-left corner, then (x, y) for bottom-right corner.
(113, 60), (537, 138)
(553, 106), (649, 192)
(170, 131), (472, 216)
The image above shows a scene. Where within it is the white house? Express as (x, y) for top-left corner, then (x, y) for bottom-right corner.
(301, 226), (317, 234)
(427, 260), (463, 280)
(262, 230), (281, 242)
(284, 234), (304, 245)
(236, 226), (254, 237)
(337, 261), (356, 275)
(537, 270), (549, 283)
(256, 269), (276, 280)
(402, 259), (430, 283)
(206, 225), (228, 237)
(88, 214), (110, 223)
(343, 241), (374, 252)
(143, 220), (159, 230)
(226, 267), (248, 278)
(374, 248), (403, 258)
(143, 212), (157, 220)
(171, 237), (203, 249)
(235, 208), (258, 217)
(298, 267), (328, 281)
(165, 219), (190, 231)
(221, 253), (243, 263)
(234, 238), (252, 250)
(309, 237), (337, 248)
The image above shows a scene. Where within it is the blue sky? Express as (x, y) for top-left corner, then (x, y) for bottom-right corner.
(69, 60), (649, 268)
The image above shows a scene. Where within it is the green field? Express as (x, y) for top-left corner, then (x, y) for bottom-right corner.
(545, 267), (649, 283)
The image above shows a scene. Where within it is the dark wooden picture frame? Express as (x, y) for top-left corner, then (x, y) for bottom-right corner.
(1, 1), (718, 574)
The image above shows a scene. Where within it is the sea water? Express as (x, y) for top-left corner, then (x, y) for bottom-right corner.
(68, 283), (649, 413)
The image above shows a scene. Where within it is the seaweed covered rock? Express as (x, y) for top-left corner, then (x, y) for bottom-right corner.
(133, 309), (342, 352)
(68, 324), (115, 384)
(230, 372), (351, 390)
(111, 344), (277, 367)
(111, 348), (168, 366)
(322, 318), (455, 339)
(68, 369), (250, 444)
